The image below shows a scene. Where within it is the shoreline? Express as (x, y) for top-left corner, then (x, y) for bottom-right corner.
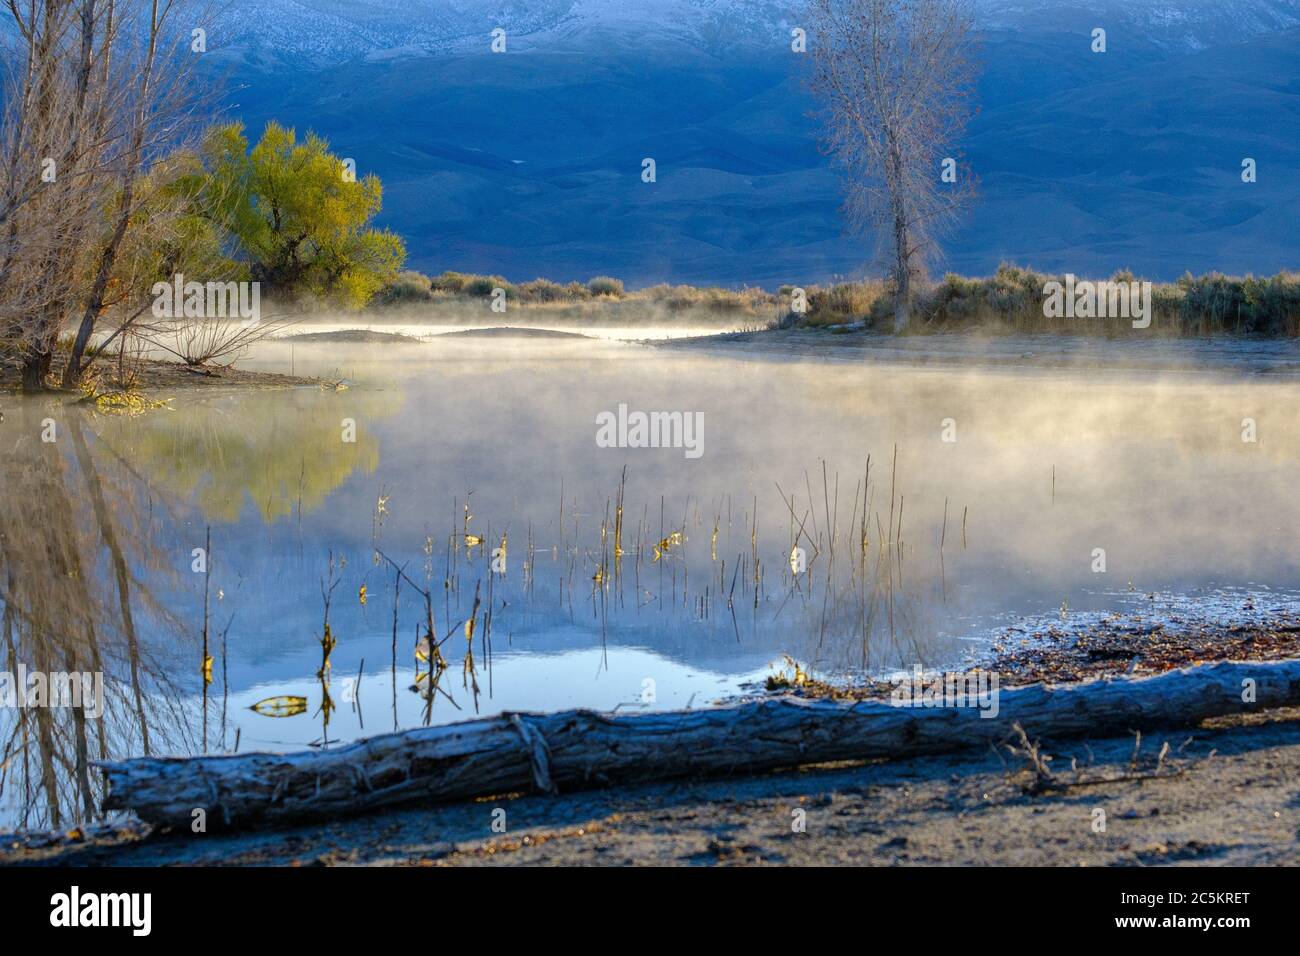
(773, 600), (1300, 701)
(0, 354), (322, 394)
(5, 703), (1297, 867)
(651, 328), (1300, 377)
(4, 607), (1298, 866)
(9, 327), (1300, 395)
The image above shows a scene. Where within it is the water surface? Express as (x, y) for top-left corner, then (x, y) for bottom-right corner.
(2, 332), (1298, 828)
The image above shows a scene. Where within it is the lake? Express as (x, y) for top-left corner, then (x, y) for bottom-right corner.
(2, 329), (1299, 830)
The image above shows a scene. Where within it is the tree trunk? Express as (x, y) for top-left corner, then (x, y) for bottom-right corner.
(68, 417), (152, 755)
(62, 9), (158, 390)
(888, 140), (911, 333)
(62, 193), (132, 389)
(19, 346), (53, 391)
(98, 658), (1300, 830)
(892, 229), (910, 333)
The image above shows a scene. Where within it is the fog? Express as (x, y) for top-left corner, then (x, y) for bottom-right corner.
(3, 331), (1297, 826)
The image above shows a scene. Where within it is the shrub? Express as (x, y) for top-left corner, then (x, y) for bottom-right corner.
(461, 274), (515, 298)
(430, 271), (471, 293)
(369, 266), (1299, 338)
(904, 265), (1300, 336)
(519, 278), (569, 303)
(376, 270), (434, 306)
(637, 283), (771, 313)
(1175, 271), (1300, 335)
(587, 276), (624, 297)
(803, 281), (887, 326)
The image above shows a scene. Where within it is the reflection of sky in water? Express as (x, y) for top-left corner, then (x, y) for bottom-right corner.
(205, 340), (1300, 729)
(222, 641), (777, 753)
(7, 333), (1300, 797)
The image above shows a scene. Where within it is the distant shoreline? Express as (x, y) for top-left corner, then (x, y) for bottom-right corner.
(0, 354), (319, 395)
(653, 327), (1300, 377)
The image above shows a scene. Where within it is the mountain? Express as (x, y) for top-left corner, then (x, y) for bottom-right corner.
(206, 0), (1300, 65)
(196, 2), (1300, 283)
(203, 1), (799, 69)
(977, 0), (1300, 50)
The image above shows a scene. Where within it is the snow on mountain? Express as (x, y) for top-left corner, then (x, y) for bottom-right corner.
(977, 0), (1300, 50)
(3, 1), (1295, 66)
(6, 1), (1290, 284)
(205, 0), (1300, 68)
(207, 0), (797, 68)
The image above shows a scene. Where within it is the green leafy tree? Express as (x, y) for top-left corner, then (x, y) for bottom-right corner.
(194, 122), (405, 306)
(113, 150), (237, 299)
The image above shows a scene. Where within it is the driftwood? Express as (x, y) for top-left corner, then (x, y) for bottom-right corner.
(98, 659), (1300, 829)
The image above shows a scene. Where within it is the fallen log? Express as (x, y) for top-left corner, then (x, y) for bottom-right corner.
(98, 658), (1300, 829)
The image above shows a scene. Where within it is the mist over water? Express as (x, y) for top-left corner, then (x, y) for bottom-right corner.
(3, 331), (1299, 828)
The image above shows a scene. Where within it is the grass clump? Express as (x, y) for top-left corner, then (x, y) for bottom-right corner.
(801, 281), (891, 328)
(640, 283), (775, 313)
(429, 271), (472, 294)
(372, 265), (1300, 338)
(519, 278), (572, 303)
(912, 265), (1300, 336)
(461, 274), (515, 298)
(586, 276), (624, 297)
(376, 270), (434, 306)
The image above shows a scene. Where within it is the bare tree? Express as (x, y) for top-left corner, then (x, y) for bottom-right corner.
(62, 0), (211, 388)
(0, 0), (124, 388)
(808, 0), (979, 331)
(0, 0), (212, 391)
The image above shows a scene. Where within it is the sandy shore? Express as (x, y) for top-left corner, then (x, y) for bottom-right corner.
(0, 354), (320, 393)
(4, 608), (1299, 867)
(3, 704), (1297, 867)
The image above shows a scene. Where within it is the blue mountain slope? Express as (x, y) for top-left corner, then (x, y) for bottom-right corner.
(221, 17), (1300, 286)
(949, 29), (1300, 277)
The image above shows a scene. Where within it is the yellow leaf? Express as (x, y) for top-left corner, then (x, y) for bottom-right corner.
(249, 695), (308, 718)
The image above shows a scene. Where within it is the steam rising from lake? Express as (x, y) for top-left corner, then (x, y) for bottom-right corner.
(3, 331), (1298, 826)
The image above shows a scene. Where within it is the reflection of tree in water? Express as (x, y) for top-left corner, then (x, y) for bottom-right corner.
(0, 390), (389, 829)
(90, 389), (383, 523)
(0, 404), (189, 829)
